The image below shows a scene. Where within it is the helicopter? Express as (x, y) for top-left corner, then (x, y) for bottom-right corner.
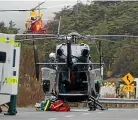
(4, 3), (137, 108)
(14, 15), (138, 110)
(2, 1), (138, 111)
(0, 1), (74, 34)
(0, 1), (47, 34)
(24, 2), (46, 34)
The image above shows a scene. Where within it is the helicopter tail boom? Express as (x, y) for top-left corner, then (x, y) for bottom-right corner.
(35, 63), (104, 65)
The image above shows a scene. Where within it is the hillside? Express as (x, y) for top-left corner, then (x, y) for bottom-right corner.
(48, 1), (138, 77)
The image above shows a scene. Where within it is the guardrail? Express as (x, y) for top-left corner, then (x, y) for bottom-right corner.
(65, 98), (138, 108)
(98, 98), (138, 104)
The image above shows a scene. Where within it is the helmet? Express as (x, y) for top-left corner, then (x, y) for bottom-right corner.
(49, 53), (55, 59)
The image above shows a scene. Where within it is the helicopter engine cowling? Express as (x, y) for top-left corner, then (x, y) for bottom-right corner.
(56, 43), (90, 68)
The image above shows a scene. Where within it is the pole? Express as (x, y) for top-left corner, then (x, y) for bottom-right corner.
(57, 16), (61, 36)
(99, 41), (102, 76)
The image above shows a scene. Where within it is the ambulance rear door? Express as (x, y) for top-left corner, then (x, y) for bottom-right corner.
(0, 42), (14, 105)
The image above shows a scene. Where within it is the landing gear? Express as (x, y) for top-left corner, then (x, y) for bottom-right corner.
(88, 95), (107, 111)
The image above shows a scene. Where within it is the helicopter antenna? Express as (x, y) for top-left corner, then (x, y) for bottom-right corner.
(57, 16), (61, 36)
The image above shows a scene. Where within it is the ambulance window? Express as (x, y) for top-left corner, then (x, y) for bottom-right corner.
(0, 51), (6, 63)
(13, 49), (16, 67)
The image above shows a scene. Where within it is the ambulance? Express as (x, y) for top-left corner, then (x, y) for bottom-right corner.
(0, 33), (20, 107)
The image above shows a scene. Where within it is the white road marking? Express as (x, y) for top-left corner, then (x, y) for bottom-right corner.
(109, 109), (138, 111)
(65, 115), (74, 117)
(17, 112), (39, 116)
(82, 113), (90, 115)
(97, 112), (104, 113)
(71, 109), (88, 112)
(48, 118), (58, 120)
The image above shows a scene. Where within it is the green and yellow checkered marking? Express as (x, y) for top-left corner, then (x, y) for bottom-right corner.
(0, 37), (20, 47)
(5, 77), (18, 84)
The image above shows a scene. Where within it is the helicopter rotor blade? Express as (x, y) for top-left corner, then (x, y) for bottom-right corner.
(0, 2), (76, 13)
(87, 37), (138, 47)
(35, 62), (104, 65)
(0, 3), (74, 12)
(0, 9), (32, 12)
(14, 32), (138, 47)
(16, 37), (57, 42)
(31, 1), (45, 10)
(0, 1), (46, 12)
(0, 8), (47, 12)
(85, 34), (138, 38)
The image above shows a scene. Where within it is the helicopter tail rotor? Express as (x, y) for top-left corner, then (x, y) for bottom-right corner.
(33, 41), (40, 81)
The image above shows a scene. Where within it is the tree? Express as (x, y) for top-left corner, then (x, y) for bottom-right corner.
(47, 1), (138, 78)
(0, 21), (19, 34)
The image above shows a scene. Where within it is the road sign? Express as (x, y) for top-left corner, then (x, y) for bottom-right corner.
(123, 85), (134, 92)
(122, 73), (135, 85)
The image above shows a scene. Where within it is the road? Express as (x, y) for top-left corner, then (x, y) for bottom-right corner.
(0, 108), (138, 120)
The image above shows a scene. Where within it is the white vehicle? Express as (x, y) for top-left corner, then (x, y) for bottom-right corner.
(0, 33), (20, 106)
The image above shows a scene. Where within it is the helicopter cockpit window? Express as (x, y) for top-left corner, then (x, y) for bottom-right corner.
(0, 51), (6, 63)
(81, 49), (89, 57)
(80, 43), (84, 46)
(57, 49), (63, 56)
(31, 17), (35, 20)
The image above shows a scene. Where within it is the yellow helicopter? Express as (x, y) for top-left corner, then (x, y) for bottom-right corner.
(0, 1), (75, 34)
(0, 1), (47, 34)
(25, 2), (46, 34)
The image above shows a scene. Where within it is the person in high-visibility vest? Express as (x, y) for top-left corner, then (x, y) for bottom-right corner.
(25, 10), (37, 31)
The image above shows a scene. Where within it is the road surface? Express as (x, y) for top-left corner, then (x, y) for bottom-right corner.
(0, 108), (138, 120)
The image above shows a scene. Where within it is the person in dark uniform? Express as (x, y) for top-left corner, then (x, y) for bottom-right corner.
(4, 96), (17, 115)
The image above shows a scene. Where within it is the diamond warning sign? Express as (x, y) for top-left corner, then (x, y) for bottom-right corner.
(122, 73), (135, 85)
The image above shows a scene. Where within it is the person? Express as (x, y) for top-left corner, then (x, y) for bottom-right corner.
(31, 17), (37, 24)
(4, 95), (17, 115)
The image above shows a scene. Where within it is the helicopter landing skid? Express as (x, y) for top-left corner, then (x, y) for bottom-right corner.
(88, 95), (108, 111)
(57, 93), (107, 111)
